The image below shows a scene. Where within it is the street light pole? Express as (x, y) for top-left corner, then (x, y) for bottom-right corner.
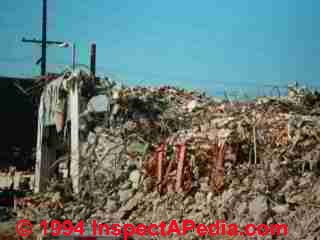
(72, 43), (76, 70)
(59, 42), (76, 70)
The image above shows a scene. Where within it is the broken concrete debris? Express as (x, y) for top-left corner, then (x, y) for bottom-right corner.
(17, 80), (320, 240)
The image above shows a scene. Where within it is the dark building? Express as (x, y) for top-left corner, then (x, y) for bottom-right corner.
(0, 76), (37, 170)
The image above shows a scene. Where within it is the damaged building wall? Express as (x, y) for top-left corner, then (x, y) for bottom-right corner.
(34, 68), (98, 193)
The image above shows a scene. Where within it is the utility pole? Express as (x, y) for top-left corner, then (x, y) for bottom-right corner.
(90, 43), (96, 77)
(22, 38), (65, 73)
(41, 0), (47, 76)
(22, 0), (65, 76)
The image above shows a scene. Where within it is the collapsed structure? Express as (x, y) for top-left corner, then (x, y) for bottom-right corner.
(15, 73), (320, 239)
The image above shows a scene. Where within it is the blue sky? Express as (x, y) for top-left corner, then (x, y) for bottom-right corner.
(1, 0), (319, 95)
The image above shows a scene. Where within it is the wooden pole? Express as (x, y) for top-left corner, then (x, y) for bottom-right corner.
(90, 43), (96, 78)
(41, 0), (47, 76)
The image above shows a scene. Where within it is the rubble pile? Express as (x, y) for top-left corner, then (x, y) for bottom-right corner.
(19, 84), (320, 239)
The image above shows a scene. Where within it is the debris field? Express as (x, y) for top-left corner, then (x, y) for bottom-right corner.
(16, 82), (320, 240)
